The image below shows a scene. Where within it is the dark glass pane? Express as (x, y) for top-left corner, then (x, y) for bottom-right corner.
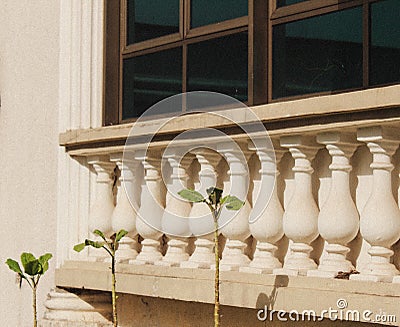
(370, 0), (400, 86)
(191, 0), (248, 28)
(122, 47), (182, 119)
(187, 32), (248, 105)
(277, 0), (307, 8)
(272, 7), (363, 99)
(127, 0), (179, 44)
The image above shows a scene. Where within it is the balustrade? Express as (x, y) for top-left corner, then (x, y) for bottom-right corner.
(156, 150), (193, 266)
(86, 155), (115, 261)
(274, 136), (321, 276)
(217, 142), (252, 271)
(71, 125), (400, 283)
(110, 152), (140, 262)
(240, 139), (285, 274)
(181, 149), (221, 269)
(352, 127), (400, 282)
(308, 133), (359, 278)
(131, 150), (164, 265)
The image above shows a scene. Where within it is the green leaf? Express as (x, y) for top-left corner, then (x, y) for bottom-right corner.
(6, 258), (23, 275)
(38, 253), (52, 274)
(222, 195), (245, 211)
(85, 239), (105, 249)
(207, 187), (223, 205)
(178, 189), (205, 203)
(21, 253), (36, 272)
(93, 229), (107, 241)
(115, 229), (128, 243)
(73, 243), (86, 252)
(24, 259), (42, 276)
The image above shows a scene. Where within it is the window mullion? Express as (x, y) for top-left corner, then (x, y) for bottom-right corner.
(253, 0), (269, 105)
(184, 0), (190, 38)
(182, 0), (188, 113)
(363, 1), (370, 87)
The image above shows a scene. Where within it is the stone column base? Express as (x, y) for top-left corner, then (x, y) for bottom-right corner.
(40, 288), (112, 327)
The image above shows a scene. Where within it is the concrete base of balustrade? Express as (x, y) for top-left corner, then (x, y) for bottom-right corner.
(217, 264), (241, 271)
(104, 256), (137, 264)
(130, 259), (157, 266)
(210, 263), (247, 271)
(350, 273), (395, 283)
(239, 266), (274, 274)
(307, 270), (338, 278)
(87, 256), (108, 263)
(390, 275), (400, 283)
(180, 261), (211, 269)
(154, 260), (182, 267)
(273, 267), (314, 276)
(350, 264), (400, 283)
(53, 260), (400, 326)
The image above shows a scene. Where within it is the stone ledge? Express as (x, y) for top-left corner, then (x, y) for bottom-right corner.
(59, 85), (400, 155)
(56, 261), (400, 325)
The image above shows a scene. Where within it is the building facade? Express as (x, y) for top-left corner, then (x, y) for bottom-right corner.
(1, 0), (400, 326)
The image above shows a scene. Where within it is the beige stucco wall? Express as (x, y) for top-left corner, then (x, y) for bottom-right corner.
(0, 1), (59, 326)
(117, 294), (387, 327)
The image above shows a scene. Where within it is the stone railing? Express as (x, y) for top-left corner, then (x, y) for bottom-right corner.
(61, 125), (400, 283)
(45, 106), (400, 325)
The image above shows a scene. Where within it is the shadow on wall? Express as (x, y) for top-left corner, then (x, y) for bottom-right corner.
(255, 275), (289, 311)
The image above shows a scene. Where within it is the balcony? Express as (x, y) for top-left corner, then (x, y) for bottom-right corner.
(46, 86), (400, 326)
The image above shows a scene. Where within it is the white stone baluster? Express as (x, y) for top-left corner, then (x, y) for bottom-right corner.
(181, 149), (221, 269)
(157, 152), (193, 266)
(131, 151), (164, 265)
(218, 143), (252, 271)
(110, 153), (140, 262)
(308, 133), (359, 278)
(274, 136), (320, 276)
(352, 127), (400, 282)
(241, 140), (285, 274)
(87, 156), (115, 261)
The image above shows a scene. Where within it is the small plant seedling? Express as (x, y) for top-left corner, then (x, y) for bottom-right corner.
(179, 187), (244, 327)
(6, 252), (53, 327)
(74, 229), (128, 327)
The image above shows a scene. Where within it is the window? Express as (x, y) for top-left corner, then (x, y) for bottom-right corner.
(272, 6), (363, 98)
(270, 0), (400, 100)
(370, 0), (400, 86)
(104, 0), (400, 125)
(105, 0), (253, 124)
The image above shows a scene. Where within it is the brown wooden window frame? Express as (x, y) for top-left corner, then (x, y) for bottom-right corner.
(104, 0), (397, 126)
(268, 0), (398, 102)
(104, 0), (265, 125)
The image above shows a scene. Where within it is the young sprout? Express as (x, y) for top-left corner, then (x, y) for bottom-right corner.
(6, 252), (53, 327)
(74, 229), (128, 327)
(179, 187), (244, 327)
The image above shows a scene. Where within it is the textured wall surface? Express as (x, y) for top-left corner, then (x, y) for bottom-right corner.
(0, 1), (60, 325)
(117, 294), (387, 327)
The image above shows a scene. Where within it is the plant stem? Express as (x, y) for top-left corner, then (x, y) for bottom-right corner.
(214, 215), (220, 327)
(111, 253), (118, 327)
(32, 285), (37, 327)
